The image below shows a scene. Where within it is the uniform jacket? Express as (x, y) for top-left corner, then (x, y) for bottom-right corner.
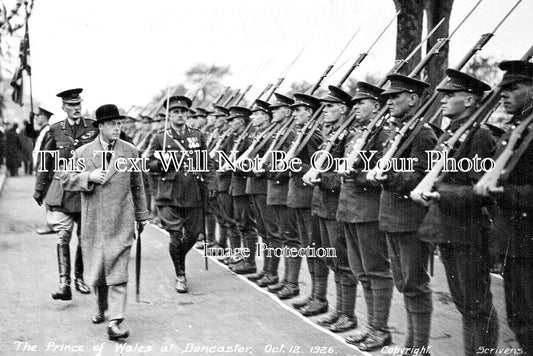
(60, 137), (149, 286)
(35, 117), (98, 212)
(379, 120), (437, 233)
(245, 128), (268, 195)
(215, 130), (235, 193)
(418, 124), (496, 245)
(311, 122), (348, 219)
(491, 109), (533, 257)
(337, 123), (390, 223)
(286, 127), (323, 209)
(147, 125), (215, 207)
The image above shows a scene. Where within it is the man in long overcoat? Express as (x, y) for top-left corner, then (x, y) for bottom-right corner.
(61, 104), (149, 340)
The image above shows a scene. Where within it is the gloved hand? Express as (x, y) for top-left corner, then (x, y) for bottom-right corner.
(136, 220), (147, 234)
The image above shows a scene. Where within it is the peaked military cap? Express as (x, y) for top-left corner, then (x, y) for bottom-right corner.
(190, 107), (213, 118)
(93, 104), (125, 127)
(351, 81), (385, 104)
(498, 60), (533, 87)
(320, 85), (352, 106)
(141, 115), (153, 123)
(291, 92), (321, 111)
(212, 105), (230, 117)
(163, 95), (192, 110)
(269, 92), (295, 109)
(437, 69), (491, 97)
(56, 88), (83, 104)
(228, 106), (252, 121)
(38, 105), (54, 118)
(251, 99), (272, 114)
(122, 116), (137, 123)
(382, 74), (430, 96)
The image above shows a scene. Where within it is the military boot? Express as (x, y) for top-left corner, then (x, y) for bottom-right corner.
(277, 256), (301, 299)
(327, 282), (357, 332)
(51, 244), (72, 301)
(232, 234), (257, 275)
(292, 272), (314, 309)
(268, 256), (288, 293)
(74, 244), (90, 294)
(316, 280), (342, 326)
(293, 255), (316, 309)
(300, 274), (328, 317)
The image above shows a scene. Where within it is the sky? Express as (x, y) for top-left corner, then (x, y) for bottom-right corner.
(7, 0), (533, 115)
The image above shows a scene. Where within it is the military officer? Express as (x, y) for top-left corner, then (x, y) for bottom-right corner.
(367, 75), (437, 355)
(474, 60), (533, 356)
(34, 88), (97, 300)
(147, 95), (216, 293)
(339, 82), (394, 350)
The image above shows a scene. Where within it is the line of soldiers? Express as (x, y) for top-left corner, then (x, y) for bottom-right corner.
(32, 58), (533, 354)
(138, 59), (532, 356)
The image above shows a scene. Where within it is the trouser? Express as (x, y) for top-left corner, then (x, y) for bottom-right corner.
(47, 210), (84, 280)
(233, 195), (257, 262)
(47, 210), (81, 244)
(504, 255), (533, 356)
(250, 194), (279, 273)
(95, 283), (127, 322)
(158, 205), (203, 275)
(214, 191), (238, 248)
(345, 221), (393, 331)
(295, 209), (328, 300)
(387, 231), (432, 351)
(440, 243), (498, 356)
(318, 217), (357, 315)
(271, 205), (300, 280)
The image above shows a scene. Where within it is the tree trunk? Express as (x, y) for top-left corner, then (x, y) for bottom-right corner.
(392, 0), (425, 75)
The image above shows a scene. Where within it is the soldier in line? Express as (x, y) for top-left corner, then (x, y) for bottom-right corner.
(309, 86), (358, 333)
(147, 95), (216, 293)
(60, 104), (149, 341)
(367, 75), (437, 355)
(33, 88), (96, 300)
(263, 93), (301, 299)
(225, 105), (260, 273)
(244, 100), (282, 285)
(195, 106), (224, 250)
(474, 60), (533, 356)
(339, 82), (394, 350)
(418, 69), (498, 356)
(213, 106), (249, 253)
(189, 107), (210, 130)
(282, 93), (329, 316)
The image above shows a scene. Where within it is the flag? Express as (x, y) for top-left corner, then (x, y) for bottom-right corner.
(10, 65), (24, 105)
(10, 12), (31, 106)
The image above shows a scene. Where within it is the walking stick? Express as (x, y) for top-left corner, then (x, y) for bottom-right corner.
(135, 222), (142, 303)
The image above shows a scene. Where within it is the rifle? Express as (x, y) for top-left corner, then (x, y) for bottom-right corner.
(393, 0), (520, 161)
(474, 110), (533, 195)
(217, 83), (273, 169)
(410, 43), (533, 205)
(277, 24), (369, 168)
(223, 89), (241, 107)
(233, 85), (252, 106)
(366, 0), (503, 180)
(210, 86), (231, 108)
(222, 47), (307, 168)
